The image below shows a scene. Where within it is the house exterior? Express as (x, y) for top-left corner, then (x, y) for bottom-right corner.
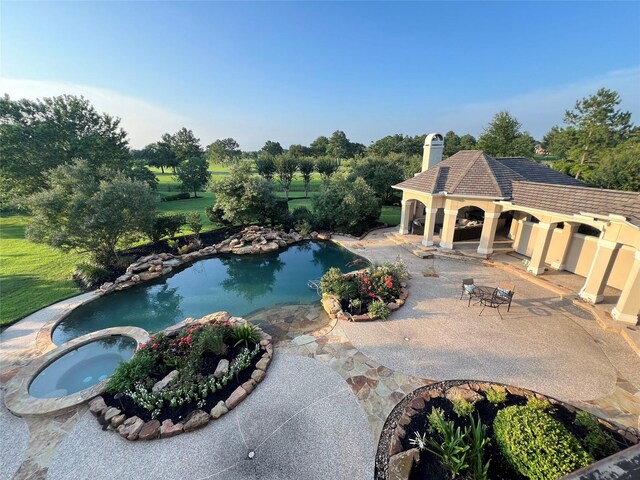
(393, 133), (640, 325)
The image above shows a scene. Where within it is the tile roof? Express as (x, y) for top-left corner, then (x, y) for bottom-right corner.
(511, 182), (640, 227)
(394, 150), (640, 226)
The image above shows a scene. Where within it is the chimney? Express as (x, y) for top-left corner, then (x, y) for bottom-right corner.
(422, 133), (444, 172)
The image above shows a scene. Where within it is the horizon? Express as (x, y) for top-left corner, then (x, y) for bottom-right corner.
(1, 1), (639, 150)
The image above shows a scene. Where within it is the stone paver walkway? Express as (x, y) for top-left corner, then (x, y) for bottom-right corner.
(1, 229), (639, 479)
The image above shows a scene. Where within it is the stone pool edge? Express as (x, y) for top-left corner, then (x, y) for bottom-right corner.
(4, 327), (150, 417)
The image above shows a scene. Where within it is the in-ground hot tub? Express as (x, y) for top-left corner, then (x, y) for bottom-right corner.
(3, 327), (149, 417)
(28, 336), (137, 399)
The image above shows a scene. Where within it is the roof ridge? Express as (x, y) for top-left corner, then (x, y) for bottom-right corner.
(480, 153), (506, 197)
(513, 180), (640, 196)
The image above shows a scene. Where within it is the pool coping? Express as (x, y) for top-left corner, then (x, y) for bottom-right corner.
(4, 327), (150, 417)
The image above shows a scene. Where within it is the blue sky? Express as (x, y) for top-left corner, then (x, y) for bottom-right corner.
(2, 1), (639, 149)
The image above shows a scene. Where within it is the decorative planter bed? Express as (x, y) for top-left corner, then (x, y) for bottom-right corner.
(376, 380), (639, 480)
(87, 312), (273, 441)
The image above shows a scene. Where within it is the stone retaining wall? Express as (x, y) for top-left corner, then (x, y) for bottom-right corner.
(97, 226), (331, 295)
(88, 312), (274, 441)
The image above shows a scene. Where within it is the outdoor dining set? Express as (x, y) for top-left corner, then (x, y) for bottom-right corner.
(460, 279), (515, 320)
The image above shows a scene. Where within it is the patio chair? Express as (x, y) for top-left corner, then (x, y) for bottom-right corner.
(496, 283), (515, 312)
(460, 278), (482, 307)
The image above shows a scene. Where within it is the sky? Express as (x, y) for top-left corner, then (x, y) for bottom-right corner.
(1, 1), (639, 150)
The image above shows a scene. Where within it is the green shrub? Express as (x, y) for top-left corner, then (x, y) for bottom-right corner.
(146, 213), (186, 242)
(452, 398), (475, 417)
(73, 261), (112, 289)
(494, 406), (593, 480)
(427, 407), (448, 436)
(320, 267), (357, 300)
(195, 328), (228, 357)
(230, 321), (261, 348)
(185, 212), (203, 237)
(160, 192), (191, 202)
(367, 300), (392, 319)
(526, 396), (553, 412)
(106, 354), (156, 393)
(574, 411), (618, 458)
(485, 388), (507, 405)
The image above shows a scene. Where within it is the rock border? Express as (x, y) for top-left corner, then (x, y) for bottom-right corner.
(321, 272), (409, 322)
(97, 226), (331, 295)
(88, 312), (274, 441)
(4, 327), (150, 417)
(375, 380), (640, 480)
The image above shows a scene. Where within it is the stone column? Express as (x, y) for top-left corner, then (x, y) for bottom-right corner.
(477, 211), (501, 255)
(527, 222), (556, 275)
(399, 200), (411, 235)
(422, 208), (438, 247)
(611, 249), (640, 325)
(578, 238), (621, 304)
(549, 223), (579, 271)
(439, 207), (458, 250)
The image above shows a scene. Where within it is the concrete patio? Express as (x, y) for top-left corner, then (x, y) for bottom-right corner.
(1, 229), (639, 479)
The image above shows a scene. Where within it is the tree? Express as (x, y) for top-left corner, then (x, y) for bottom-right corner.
(443, 131), (461, 158)
(351, 157), (404, 204)
(0, 94), (130, 196)
(312, 176), (381, 235)
(288, 144), (312, 158)
(327, 130), (351, 160)
(316, 156), (339, 180)
(160, 128), (203, 173)
(145, 213), (186, 242)
(159, 133), (181, 173)
(207, 169), (285, 226)
(274, 154), (298, 201)
(137, 142), (175, 173)
(206, 138), (240, 165)
(563, 88), (633, 179)
(310, 136), (329, 156)
(589, 139), (640, 192)
(185, 212), (203, 238)
(477, 111), (536, 157)
(459, 134), (477, 150)
(175, 156), (210, 197)
(368, 134), (424, 157)
(26, 160), (157, 265)
(298, 157), (315, 197)
(254, 155), (276, 181)
(260, 140), (284, 157)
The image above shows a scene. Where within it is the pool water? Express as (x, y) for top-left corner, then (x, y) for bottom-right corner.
(29, 336), (137, 398)
(52, 242), (366, 345)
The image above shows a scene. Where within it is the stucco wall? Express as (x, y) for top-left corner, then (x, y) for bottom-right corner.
(512, 220), (632, 291)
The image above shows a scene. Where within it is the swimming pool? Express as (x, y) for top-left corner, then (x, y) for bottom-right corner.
(52, 241), (366, 345)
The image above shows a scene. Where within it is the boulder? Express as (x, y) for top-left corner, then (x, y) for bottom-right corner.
(201, 311), (231, 324)
(117, 416), (144, 440)
(225, 386), (247, 410)
(445, 386), (483, 403)
(88, 396), (108, 416)
(255, 357), (270, 371)
(388, 448), (420, 480)
(290, 232), (303, 242)
(103, 407), (121, 423)
(213, 359), (229, 378)
(260, 242), (279, 253)
(241, 379), (257, 394)
(317, 233), (331, 240)
(131, 274), (141, 283)
(388, 302), (400, 311)
(111, 414), (126, 428)
(310, 231), (319, 239)
(152, 370), (179, 393)
(275, 239), (287, 248)
(138, 420), (161, 440)
(210, 401), (228, 419)
(160, 419), (183, 438)
(184, 410), (209, 432)
(115, 274), (132, 284)
(251, 369), (266, 383)
(321, 296), (342, 315)
(232, 245), (254, 255)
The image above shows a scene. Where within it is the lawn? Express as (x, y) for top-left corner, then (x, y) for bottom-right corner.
(0, 163), (399, 327)
(0, 215), (85, 326)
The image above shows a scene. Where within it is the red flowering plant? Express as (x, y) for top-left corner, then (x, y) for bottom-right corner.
(356, 265), (401, 303)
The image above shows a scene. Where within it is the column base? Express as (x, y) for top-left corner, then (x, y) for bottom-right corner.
(550, 261), (566, 271)
(611, 307), (640, 325)
(422, 239), (434, 247)
(477, 247), (493, 255)
(440, 242), (453, 250)
(579, 291), (604, 304)
(399, 228), (409, 235)
(527, 265), (545, 276)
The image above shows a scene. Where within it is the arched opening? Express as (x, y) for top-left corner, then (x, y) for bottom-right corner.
(403, 199), (428, 236)
(453, 205), (485, 242)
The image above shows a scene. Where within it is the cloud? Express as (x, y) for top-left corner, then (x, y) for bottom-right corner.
(432, 66), (640, 139)
(0, 78), (189, 148)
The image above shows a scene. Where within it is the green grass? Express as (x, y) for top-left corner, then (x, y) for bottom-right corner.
(0, 215), (85, 326)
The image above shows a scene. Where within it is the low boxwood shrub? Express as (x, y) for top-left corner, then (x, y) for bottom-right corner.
(526, 396), (553, 412)
(494, 405), (593, 480)
(161, 192), (191, 202)
(367, 300), (392, 319)
(73, 261), (112, 289)
(451, 398), (475, 417)
(485, 387), (507, 405)
(574, 411), (618, 458)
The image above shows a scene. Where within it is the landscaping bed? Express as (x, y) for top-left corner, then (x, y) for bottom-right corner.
(376, 380), (639, 480)
(320, 261), (409, 321)
(88, 312), (274, 441)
